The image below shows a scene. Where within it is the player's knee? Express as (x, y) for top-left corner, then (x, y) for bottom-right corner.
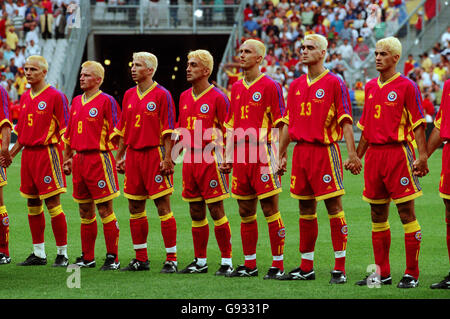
(128, 199), (146, 214)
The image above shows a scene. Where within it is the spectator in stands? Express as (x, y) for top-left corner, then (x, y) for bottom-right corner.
(9, 57), (17, 76)
(2, 65), (13, 81)
(148, 0), (159, 28)
(366, 1), (381, 30)
(430, 47), (442, 65)
(359, 22), (372, 39)
(3, 44), (14, 63)
(201, 0), (213, 27)
(6, 78), (17, 103)
(301, 5), (314, 27)
(5, 25), (18, 50)
(25, 38), (39, 57)
(243, 3), (252, 21)
(420, 52), (433, 73)
(244, 16), (261, 38)
(441, 26), (450, 46)
(39, 8), (53, 39)
(23, 13), (37, 34)
(337, 38), (353, 63)
(25, 23), (39, 45)
(42, 0), (53, 13)
(13, 67), (26, 99)
(0, 12), (9, 40)
(11, 9), (24, 40)
(433, 62), (447, 86)
(353, 37), (370, 61)
(4, 0), (16, 17)
(14, 45), (25, 68)
(0, 51), (8, 68)
(385, 1), (399, 36)
(54, 8), (66, 39)
(403, 54), (416, 75)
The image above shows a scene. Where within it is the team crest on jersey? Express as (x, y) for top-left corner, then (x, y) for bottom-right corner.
(89, 107), (98, 117)
(147, 102), (157, 112)
(261, 174), (269, 183)
(98, 180), (106, 189)
(209, 180), (218, 188)
(400, 177), (410, 186)
(155, 175), (163, 183)
(44, 176), (52, 184)
(2, 216), (9, 226)
(38, 101), (47, 110)
(323, 174), (332, 183)
(200, 104), (210, 114)
(252, 92), (262, 102)
(415, 230), (422, 241)
(315, 89), (325, 99)
(387, 91), (397, 102)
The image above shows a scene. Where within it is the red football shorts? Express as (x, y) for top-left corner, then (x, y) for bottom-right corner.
(290, 142), (345, 201)
(20, 144), (67, 199)
(439, 143), (450, 199)
(0, 166), (6, 187)
(363, 142), (422, 204)
(230, 143), (281, 200)
(182, 149), (229, 204)
(72, 151), (120, 204)
(124, 146), (174, 200)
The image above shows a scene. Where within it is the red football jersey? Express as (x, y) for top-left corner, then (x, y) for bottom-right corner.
(357, 73), (425, 144)
(284, 70), (352, 144)
(434, 79), (450, 140)
(224, 73), (285, 143)
(63, 91), (121, 152)
(0, 85), (12, 132)
(113, 82), (176, 149)
(15, 84), (70, 146)
(177, 84), (230, 149)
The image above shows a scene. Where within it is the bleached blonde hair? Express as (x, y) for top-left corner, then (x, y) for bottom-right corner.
(81, 60), (105, 85)
(26, 55), (48, 71)
(188, 49), (214, 76)
(304, 33), (329, 52)
(376, 36), (402, 59)
(242, 39), (266, 63)
(133, 52), (158, 74)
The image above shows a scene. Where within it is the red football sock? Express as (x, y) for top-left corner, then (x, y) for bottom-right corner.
(130, 212), (149, 262)
(329, 211), (348, 273)
(403, 220), (421, 279)
(0, 207), (9, 256)
(372, 221), (391, 278)
(49, 206), (67, 247)
(241, 215), (258, 269)
(214, 217), (232, 259)
(192, 219), (209, 259)
(81, 216), (97, 261)
(266, 212), (285, 270)
(161, 212), (177, 262)
(446, 218), (450, 264)
(299, 214), (318, 272)
(28, 206), (45, 245)
(102, 213), (119, 261)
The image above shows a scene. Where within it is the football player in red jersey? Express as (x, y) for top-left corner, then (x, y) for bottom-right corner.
(175, 49), (233, 275)
(112, 52), (178, 272)
(9, 55), (70, 267)
(427, 79), (450, 289)
(0, 85), (12, 264)
(354, 37), (428, 288)
(277, 33), (360, 284)
(220, 39), (286, 279)
(62, 61), (121, 270)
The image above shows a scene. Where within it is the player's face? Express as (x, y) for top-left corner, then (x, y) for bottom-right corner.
(24, 61), (46, 84)
(186, 57), (209, 83)
(239, 43), (262, 70)
(80, 66), (101, 91)
(300, 40), (325, 66)
(374, 46), (399, 72)
(131, 58), (152, 83)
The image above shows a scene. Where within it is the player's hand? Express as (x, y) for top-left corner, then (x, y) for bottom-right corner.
(344, 154), (362, 175)
(0, 149), (12, 168)
(413, 156), (429, 177)
(276, 154), (287, 176)
(160, 159), (174, 176)
(219, 162), (232, 174)
(62, 158), (72, 175)
(116, 158), (126, 174)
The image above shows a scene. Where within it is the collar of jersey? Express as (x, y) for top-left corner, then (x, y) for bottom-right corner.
(137, 81), (157, 100)
(191, 84), (214, 101)
(243, 73), (265, 89)
(306, 69), (329, 87)
(377, 72), (401, 88)
(82, 90), (102, 106)
(30, 84), (50, 99)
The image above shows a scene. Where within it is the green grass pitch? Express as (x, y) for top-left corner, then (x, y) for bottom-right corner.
(1, 142), (450, 300)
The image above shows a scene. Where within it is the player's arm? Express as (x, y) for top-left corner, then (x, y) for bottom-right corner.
(355, 134), (369, 160)
(62, 142), (74, 175)
(342, 120), (362, 175)
(115, 136), (127, 174)
(277, 119), (290, 176)
(412, 124), (429, 177)
(160, 132), (175, 176)
(0, 124), (11, 167)
(427, 126), (443, 158)
(9, 140), (23, 159)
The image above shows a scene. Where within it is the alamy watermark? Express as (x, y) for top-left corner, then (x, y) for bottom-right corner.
(66, 264), (81, 288)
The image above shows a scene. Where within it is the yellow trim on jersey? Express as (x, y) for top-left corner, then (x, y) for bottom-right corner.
(299, 213), (317, 220)
(392, 191), (423, 204)
(401, 143), (421, 194)
(137, 81), (158, 100)
(372, 221), (390, 232)
(241, 214), (257, 223)
(159, 211), (173, 222)
(21, 192), (40, 199)
(257, 188), (282, 200)
(205, 193), (230, 204)
(213, 150), (228, 195)
(231, 193), (258, 200)
(315, 189), (345, 202)
(73, 197), (94, 204)
(39, 187), (67, 200)
(307, 69), (329, 87)
(338, 114), (353, 125)
(112, 127), (125, 138)
(280, 115), (289, 125)
(362, 195), (390, 204)
(61, 135), (70, 145)
(290, 193), (315, 200)
(357, 121), (364, 131)
(130, 211), (147, 220)
(100, 151), (117, 194)
(182, 196), (204, 202)
(149, 187), (174, 200)
(81, 216), (96, 224)
(124, 193), (148, 201)
(192, 85), (214, 101)
(30, 84), (50, 100)
(27, 205), (43, 215)
(377, 72), (401, 89)
(81, 90), (102, 106)
(411, 118), (426, 131)
(94, 191), (120, 204)
(402, 220), (421, 234)
(192, 218), (208, 228)
(101, 212), (117, 224)
(213, 216), (229, 227)
(99, 119), (113, 151)
(327, 145), (343, 193)
(273, 117), (286, 128)
(242, 73), (265, 90)
(0, 118), (13, 130)
(161, 129), (175, 137)
(439, 192), (450, 200)
(44, 117), (58, 145)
